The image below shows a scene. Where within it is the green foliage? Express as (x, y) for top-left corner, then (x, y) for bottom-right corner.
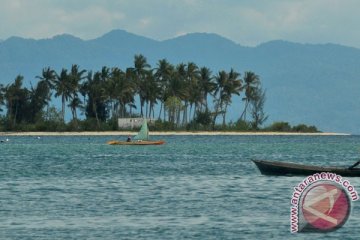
(107, 117), (119, 131)
(266, 121), (292, 132)
(292, 124), (319, 133)
(76, 118), (114, 131)
(234, 119), (252, 131)
(194, 110), (212, 127)
(34, 120), (67, 132)
(164, 96), (183, 126)
(44, 106), (63, 122)
(0, 55), (320, 133)
(249, 87), (268, 130)
(151, 119), (176, 131)
(265, 121), (319, 133)
(0, 116), (6, 131)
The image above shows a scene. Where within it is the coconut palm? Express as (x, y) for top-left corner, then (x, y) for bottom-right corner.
(112, 67), (136, 118)
(146, 73), (161, 119)
(68, 64), (86, 121)
(36, 67), (56, 117)
(213, 69), (242, 127)
(28, 80), (52, 122)
(68, 65), (86, 88)
(213, 70), (228, 128)
(154, 59), (174, 120)
(53, 68), (71, 122)
(4, 75), (29, 126)
(222, 69), (242, 125)
(68, 95), (82, 121)
(249, 87), (268, 129)
(104, 67), (120, 119)
(165, 96), (183, 127)
(198, 67), (215, 111)
(81, 71), (108, 128)
(0, 84), (5, 113)
(185, 62), (200, 122)
(170, 63), (190, 125)
(240, 71), (260, 121)
(133, 54), (151, 117)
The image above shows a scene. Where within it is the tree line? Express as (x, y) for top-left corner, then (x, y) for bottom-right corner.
(0, 54), (317, 132)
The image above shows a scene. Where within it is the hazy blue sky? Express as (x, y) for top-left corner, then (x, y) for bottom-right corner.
(1, 0), (359, 47)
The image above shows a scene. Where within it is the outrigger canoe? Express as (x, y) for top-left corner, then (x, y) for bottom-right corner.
(107, 140), (165, 145)
(252, 159), (360, 177)
(107, 119), (165, 146)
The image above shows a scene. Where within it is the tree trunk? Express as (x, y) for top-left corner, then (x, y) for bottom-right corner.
(140, 97), (144, 117)
(182, 102), (188, 125)
(193, 104), (197, 120)
(158, 102), (163, 120)
(222, 104), (228, 127)
(93, 103), (100, 129)
(13, 101), (18, 126)
(240, 100), (249, 121)
(61, 94), (66, 122)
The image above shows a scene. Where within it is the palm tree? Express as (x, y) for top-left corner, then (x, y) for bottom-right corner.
(105, 67), (121, 119)
(111, 67), (136, 118)
(68, 96), (82, 121)
(0, 84), (5, 113)
(198, 67), (215, 111)
(69, 65), (86, 88)
(168, 63), (189, 125)
(36, 67), (56, 117)
(240, 71), (260, 121)
(36, 67), (56, 92)
(213, 70), (228, 128)
(81, 71), (108, 128)
(154, 59), (174, 120)
(28, 80), (52, 123)
(4, 75), (29, 126)
(213, 69), (242, 127)
(100, 66), (111, 82)
(165, 96), (183, 127)
(68, 64), (86, 121)
(146, 73), (161, 119)
(185, 62), (200, 123)
(249, 87), (268, 129)
(124, 68), (137, 117)
(54, 68), (72, 122)
(222, 69), (242, 125)
(133, 54), (151, 117)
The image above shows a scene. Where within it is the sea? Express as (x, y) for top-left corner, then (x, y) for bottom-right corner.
(1, 135), (360, 239)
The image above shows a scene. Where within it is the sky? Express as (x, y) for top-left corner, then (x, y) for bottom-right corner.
(1, 0), (359, 48)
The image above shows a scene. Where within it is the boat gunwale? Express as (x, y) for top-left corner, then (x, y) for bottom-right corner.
(252, 159), (360, 173)
(107, 140), (165, 145)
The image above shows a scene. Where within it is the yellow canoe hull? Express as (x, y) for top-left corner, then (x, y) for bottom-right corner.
(107, 140), (165, 145)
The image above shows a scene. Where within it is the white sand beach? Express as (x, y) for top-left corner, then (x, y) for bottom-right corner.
(0, 131), (350, 136)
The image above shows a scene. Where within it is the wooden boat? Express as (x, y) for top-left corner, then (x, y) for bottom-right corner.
(252, 159), (360, 177)
(107, 140), (165, 145)
(107, 119), (165, 146)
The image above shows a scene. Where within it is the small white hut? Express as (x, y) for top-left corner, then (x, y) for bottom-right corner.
(117, 118), (155, 129)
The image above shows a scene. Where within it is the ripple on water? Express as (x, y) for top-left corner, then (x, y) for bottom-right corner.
(1, 135), (360, 239)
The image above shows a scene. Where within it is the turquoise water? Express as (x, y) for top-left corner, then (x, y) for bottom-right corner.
(1, 135), (360, 239)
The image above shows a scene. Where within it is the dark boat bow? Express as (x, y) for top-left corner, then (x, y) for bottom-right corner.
(252, 159), (360, 177)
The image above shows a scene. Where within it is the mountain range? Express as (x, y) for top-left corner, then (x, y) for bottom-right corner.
(0, 29), (359, 133)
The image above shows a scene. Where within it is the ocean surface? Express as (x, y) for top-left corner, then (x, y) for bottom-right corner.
(1, 135), (360, 239)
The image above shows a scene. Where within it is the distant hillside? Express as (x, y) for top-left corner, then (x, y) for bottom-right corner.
(1, 29), (360, 133)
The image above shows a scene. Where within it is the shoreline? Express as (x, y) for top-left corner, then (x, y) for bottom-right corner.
(0, 131), (351, 136)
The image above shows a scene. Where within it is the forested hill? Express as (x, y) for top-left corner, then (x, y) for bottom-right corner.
(1, 29), (360, 133)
